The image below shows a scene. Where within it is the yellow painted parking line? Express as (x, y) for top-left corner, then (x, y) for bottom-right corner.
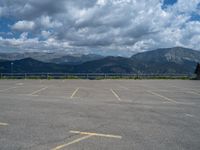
(51, 134), (93, 150)
(0, 86), (17, 92)
(110, 89), (121, 101)
(51, 130), (122, 150)
(70, 88), (79, 99)
(147, 90), (178, 103)
(70, 130), (122, 139)
(29, 87), (48, 96)
(0, 122), (8, 126)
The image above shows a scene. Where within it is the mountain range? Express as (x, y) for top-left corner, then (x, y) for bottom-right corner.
(0, 47), (200, 74)
(0, 52), (104, 65)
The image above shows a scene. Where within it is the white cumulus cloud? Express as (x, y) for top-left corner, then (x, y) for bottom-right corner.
(0, 0), (200, 55)
(11, 20), (35, 31)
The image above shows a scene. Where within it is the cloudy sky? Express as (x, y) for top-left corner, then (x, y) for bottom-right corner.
(0, 0), (200, 56)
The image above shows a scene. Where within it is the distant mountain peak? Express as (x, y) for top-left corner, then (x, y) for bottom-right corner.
(0, 52), (104, 65)
(0, 47), (199, 74)
(132, 47), (200, 64)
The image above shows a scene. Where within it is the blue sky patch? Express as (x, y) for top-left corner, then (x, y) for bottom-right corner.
(163, 0), (177, 6)
(162, 0), (177, 9)
(190, 13), (200, 21)
(0, 18), (16, 38)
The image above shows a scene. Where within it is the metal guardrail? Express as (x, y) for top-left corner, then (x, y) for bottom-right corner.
(0, 73), (193, 79)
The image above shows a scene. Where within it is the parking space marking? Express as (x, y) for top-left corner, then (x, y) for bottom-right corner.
(0, 122), (8, 126)
(119, 85), (129, 90)
(185, 114), (194, 118)
(110, 89), (121, 101)
(0, 86), (17, 92)
(16, 83), (24, 85)
(70, 88), (79, 99)
(29, 87), (48, 96)
(51, 134), (92, 150)
(186, 91), (200, 96)
(51, 130), (122, 150)
(147, 90), (178, 103)
(172, 86), (200, 94)
(70, 130), (122, 139)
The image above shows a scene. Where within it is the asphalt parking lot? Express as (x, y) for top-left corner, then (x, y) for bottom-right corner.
(0, 79), (200, 150)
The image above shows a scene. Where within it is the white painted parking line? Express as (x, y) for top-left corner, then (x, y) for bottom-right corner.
(186, 91), (200, 96)
(172, 86), (200, 94)
(29, 87), (48, 96)
(51, 135), (93, 150)
(185, 114), (194, 118)
(70, 130), (122, 139)
(147, 90), (178, 103)
(110, 89), (121, 101)
(70, 88), (79, 99)
(0, 87), (17, 92)
(119, 85), (129, 90)
(16, 83), (24, 85)
(0, 122), (8, 126)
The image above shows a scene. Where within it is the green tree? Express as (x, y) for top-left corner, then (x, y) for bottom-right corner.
(195, 63), (200, 79)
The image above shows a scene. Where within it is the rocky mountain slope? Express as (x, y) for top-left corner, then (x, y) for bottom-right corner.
(0, 47), (199, 74)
